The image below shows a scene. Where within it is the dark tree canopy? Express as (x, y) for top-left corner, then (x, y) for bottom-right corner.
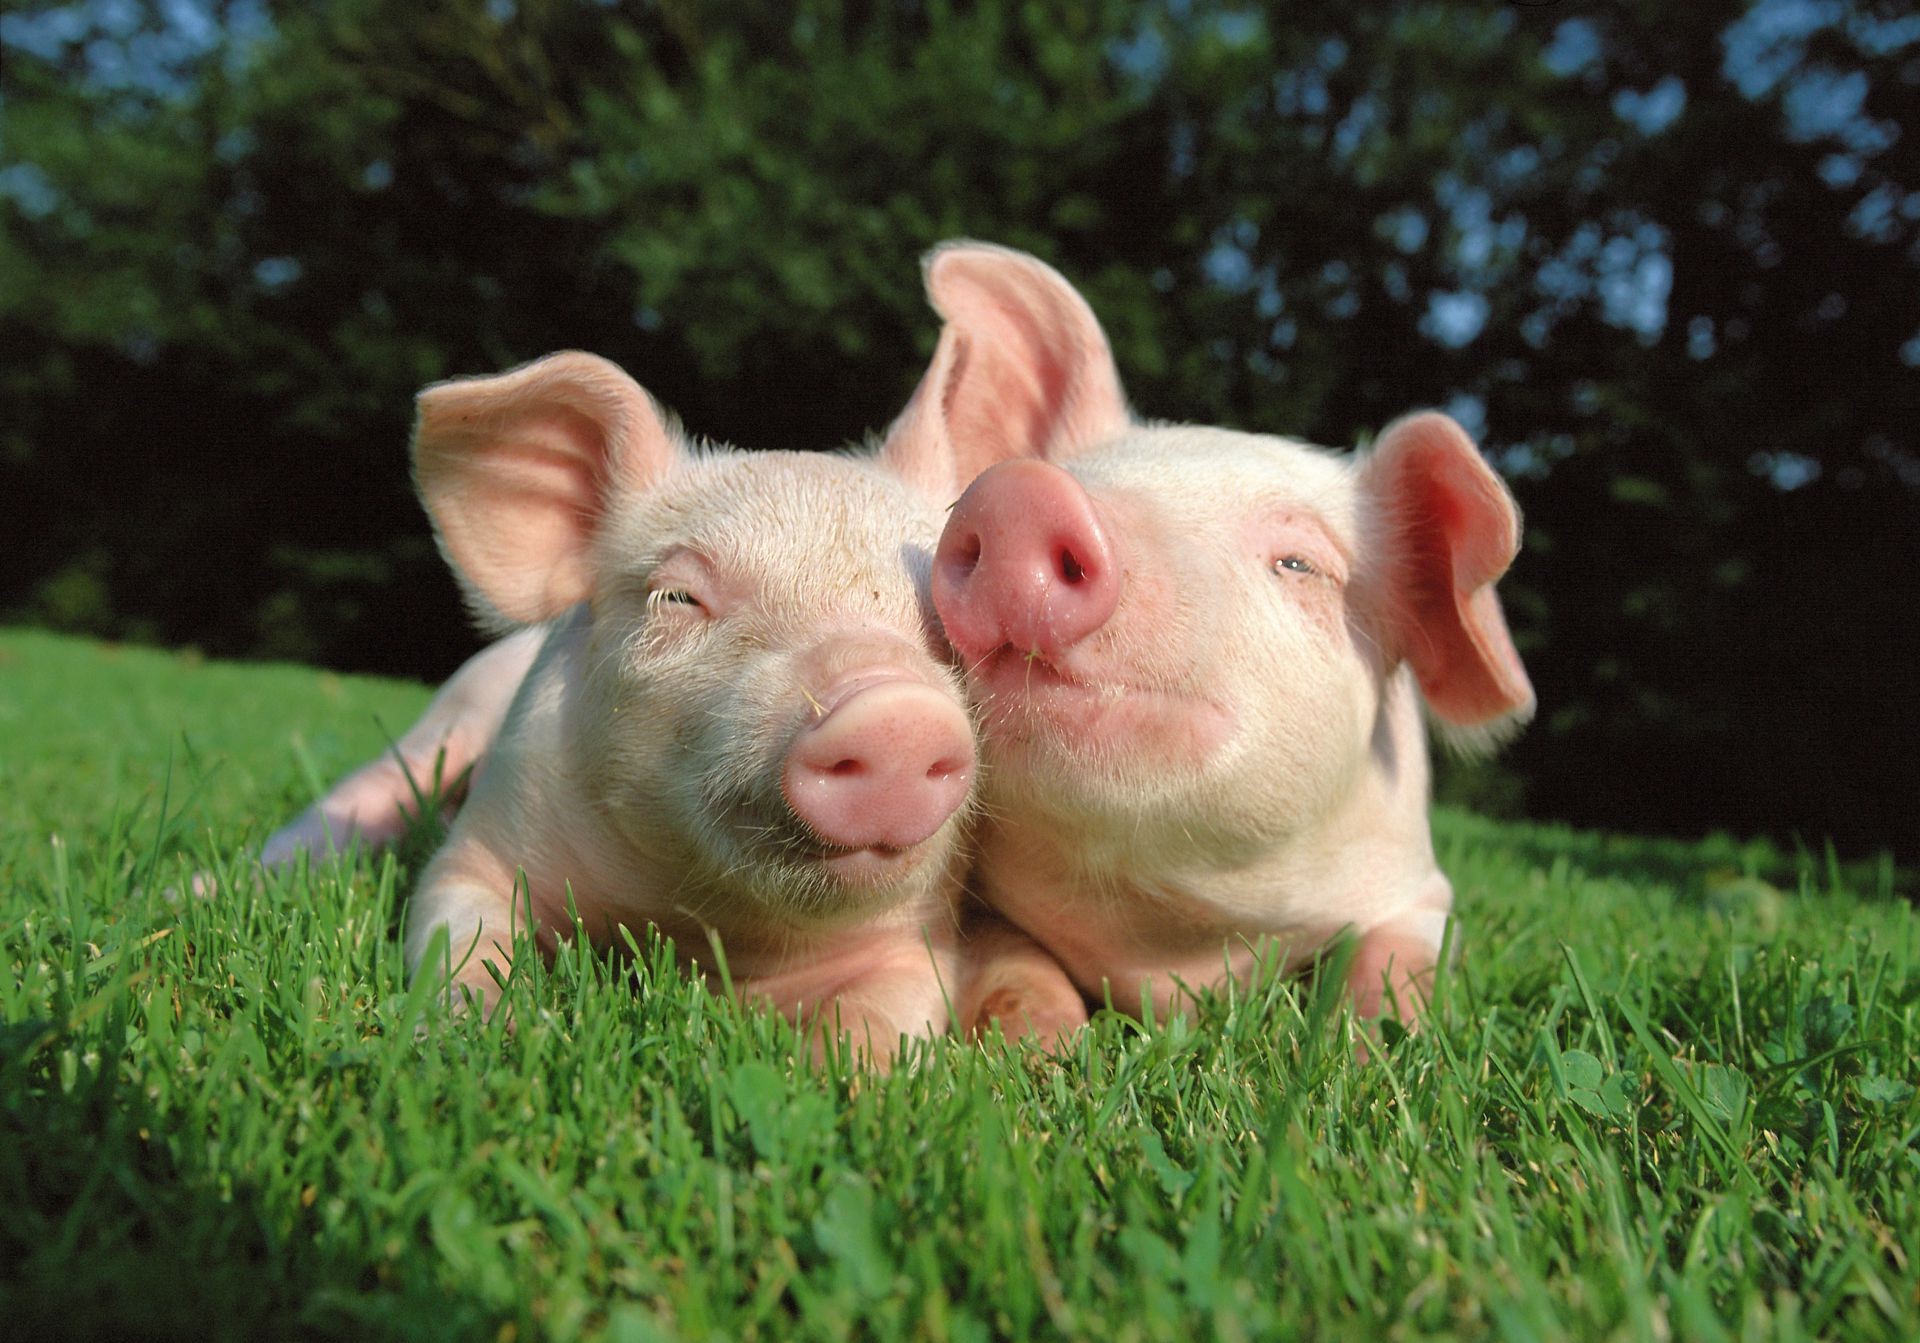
(4, 0), (1916, 859)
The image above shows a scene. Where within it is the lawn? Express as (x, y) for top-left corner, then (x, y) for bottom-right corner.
(2, 627), (1915, 1341)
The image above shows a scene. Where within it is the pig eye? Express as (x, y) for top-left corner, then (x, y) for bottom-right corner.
(1273, 555), (1317, 577)
(647, 587), (708, 617)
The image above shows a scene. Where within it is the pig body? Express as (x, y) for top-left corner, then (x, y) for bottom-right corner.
(384, 350), (1073, 1058)
(923, 245), (1535, 1021)
(260, 625), (544, 867)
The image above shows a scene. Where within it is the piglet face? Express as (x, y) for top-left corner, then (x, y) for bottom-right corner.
(574, 451), (977, 926)
(937, 428), (1384, 858)
(412, 352), (980, 934)
(920, 243), (1534, 871)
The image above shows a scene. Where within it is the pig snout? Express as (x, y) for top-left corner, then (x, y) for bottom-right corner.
(932, 460), (1120, 663)
(781, 680), (975, 853)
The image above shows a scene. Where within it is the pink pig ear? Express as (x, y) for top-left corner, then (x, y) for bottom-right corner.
(881, 242), (1131, 499)
(413, 351), (677, 626)
(1362, 412), (1535, 747)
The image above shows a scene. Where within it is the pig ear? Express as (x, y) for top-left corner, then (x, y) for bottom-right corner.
(413, 351), (677, 626)
(881, 242), (1132, 499)
(1362, 412), (1535, 750)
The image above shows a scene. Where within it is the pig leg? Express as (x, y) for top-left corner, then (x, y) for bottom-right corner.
(955, 914), (1089, 1049)
(261, 628), (543, 868)
(1346, 909), (1449, 1023)
(753, 938), (968, 1071)
(403, 831), (539, 1018)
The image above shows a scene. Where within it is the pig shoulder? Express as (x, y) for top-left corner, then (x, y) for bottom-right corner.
(437, 611), (673, 938)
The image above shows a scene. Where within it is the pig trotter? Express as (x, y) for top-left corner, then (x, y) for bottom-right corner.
(1347, 909), (1449, 1024)
(957, 915), (1090, 1049)
(405, 837), (534, 1022)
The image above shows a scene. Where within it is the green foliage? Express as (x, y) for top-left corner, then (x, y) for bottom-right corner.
(2, 1), (1915, 858)
(4, 629), (1919, 1339)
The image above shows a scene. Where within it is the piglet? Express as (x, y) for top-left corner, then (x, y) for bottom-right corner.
(923, 244), (1536, 1025)
(382, 349), (1063, 1060)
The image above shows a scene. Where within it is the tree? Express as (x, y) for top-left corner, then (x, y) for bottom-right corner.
(4, 0), (1914, 857)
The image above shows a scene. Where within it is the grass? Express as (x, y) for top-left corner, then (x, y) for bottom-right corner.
(2, 625), (1916, 1341)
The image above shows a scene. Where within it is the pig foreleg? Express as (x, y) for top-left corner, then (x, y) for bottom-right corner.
(746, 936), (969, 1070)
(403, 833), (542, 1018)
(1346, 908), (1450, 1023)
(955, 914), (1089, 1049)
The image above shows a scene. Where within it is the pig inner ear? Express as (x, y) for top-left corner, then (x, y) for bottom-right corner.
(413, 351), (677, 626)
(881, 242), (1131, 499)
(1363, 412), (1536, 742)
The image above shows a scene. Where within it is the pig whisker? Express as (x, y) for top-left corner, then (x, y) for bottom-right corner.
(962, 646), (1002, 683)
(963, 789), (1011, 829)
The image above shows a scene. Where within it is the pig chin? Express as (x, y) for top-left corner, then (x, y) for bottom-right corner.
(704, 801), (955, 927)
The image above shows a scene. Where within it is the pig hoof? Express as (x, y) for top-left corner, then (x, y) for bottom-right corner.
(969, 986), (1089, 1051)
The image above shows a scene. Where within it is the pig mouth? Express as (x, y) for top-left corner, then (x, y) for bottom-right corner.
(967, 646), (1234, 763)
(793, 838), (921, 884)
(723, 805), (933, 891)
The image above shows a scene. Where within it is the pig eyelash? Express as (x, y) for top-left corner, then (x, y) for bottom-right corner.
(646, 588), (708, 616)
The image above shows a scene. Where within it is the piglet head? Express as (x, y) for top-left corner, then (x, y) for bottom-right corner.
(414, 352), (979, 929)
(924, 246), (1534, 860)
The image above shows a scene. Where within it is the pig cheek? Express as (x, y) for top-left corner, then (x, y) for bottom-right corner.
(1067, 560), (1239, 758)
(1011, 684), (1236, 780)
(1226, 597), (1377, 838)
(1039, 575), (1367, 850)
(705, 657), (805, 835)
(1113, 575), (1239, 759)
(571, 626), (660, 807)
(588, 631), (741, 858)
(978, 645), (1238, 836)
(664, 645), (792, 834)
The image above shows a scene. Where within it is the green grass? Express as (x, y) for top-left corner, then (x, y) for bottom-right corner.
(3, 626), (1916, 1342)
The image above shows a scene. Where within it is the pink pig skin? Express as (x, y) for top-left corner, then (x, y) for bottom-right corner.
(923, 243), (1536, 1027)
(381, 349), (1083, 1062)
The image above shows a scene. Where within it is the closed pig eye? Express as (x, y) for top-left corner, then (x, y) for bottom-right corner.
(647, 587), (709, 617)
(642, 546), (725, 621)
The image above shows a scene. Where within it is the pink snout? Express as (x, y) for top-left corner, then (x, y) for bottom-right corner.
(782, 681), (974, 852)
(932, 460), (1121, 663)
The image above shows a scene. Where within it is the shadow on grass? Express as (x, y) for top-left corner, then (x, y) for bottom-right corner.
(1, 1035), (497, 1342)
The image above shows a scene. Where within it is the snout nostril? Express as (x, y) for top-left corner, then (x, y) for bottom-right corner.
(829, 758), (864, 777)
(1059, 548), (1086, 584)
(948, 534), (983, 575)
(925, 756), (967, 781)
